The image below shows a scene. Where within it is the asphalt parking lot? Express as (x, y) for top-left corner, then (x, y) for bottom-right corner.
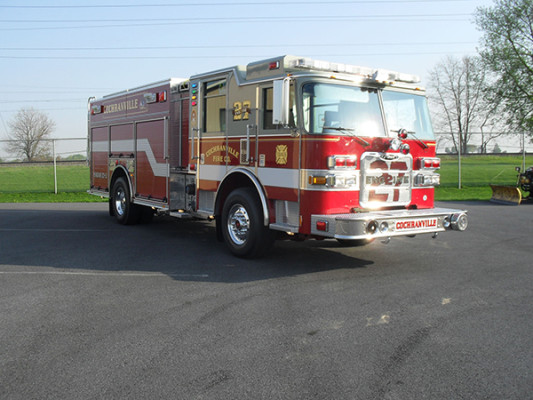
(0, 201), (531, 399)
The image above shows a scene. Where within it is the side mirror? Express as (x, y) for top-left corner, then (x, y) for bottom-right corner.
(272, 78), (291, 127)
(515, 167), (521, 172)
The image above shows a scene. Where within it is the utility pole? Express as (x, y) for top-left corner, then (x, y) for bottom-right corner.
(53, 139), (57, 194)
(522, 131), (526, 172)
(458, 131), (462, 189)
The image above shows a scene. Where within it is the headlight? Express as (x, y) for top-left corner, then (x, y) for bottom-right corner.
(414, 173), (440, 187)
(329, 174), (357, 188)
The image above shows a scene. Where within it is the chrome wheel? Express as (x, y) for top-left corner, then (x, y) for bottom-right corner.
(221, 188), (275, 258)
(227, 203), (250, 246)
(115, 187), (126, 217)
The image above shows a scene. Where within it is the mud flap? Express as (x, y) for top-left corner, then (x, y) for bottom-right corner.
(490, 185), (522, 205)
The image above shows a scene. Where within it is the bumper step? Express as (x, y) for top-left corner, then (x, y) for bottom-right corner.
(311, 207), (468, 240)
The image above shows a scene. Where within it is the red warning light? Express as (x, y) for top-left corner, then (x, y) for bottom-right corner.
(398, 129), (408, 139)
(316, 221), (328, 231)
(269, 61), (280, 70)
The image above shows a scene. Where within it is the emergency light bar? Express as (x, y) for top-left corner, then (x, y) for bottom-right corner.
(288, 57), (420, 84)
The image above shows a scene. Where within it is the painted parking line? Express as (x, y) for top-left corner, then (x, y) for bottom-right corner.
(0, 228), (115, 232)
(0, 270), (209, 278)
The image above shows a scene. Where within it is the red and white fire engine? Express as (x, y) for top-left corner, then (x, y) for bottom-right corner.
(88, 55), (468, 257)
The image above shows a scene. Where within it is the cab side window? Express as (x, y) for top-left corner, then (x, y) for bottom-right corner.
(263, 87), (275, 130)
(262, 86), (297, 130)
(204, 79), (226, 133)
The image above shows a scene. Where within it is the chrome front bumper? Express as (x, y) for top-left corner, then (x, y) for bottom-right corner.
(311, 207), (468, 240)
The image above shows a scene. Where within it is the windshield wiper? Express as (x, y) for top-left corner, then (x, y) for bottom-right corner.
(322, 126), (370, 147)
(323, 126), (355, 132)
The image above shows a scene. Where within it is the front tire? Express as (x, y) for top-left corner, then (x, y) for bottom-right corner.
(221, 188), (274, 258)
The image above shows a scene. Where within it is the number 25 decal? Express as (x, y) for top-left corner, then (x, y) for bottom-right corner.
(233, 100), (251, 121)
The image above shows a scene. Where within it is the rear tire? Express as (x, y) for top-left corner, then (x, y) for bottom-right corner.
(111, 177), (140, 225)
(221, 188), (274, 258)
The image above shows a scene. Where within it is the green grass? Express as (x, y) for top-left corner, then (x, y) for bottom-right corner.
(0, 155), (531, 202)
(0, 164), (106, 203)
(0, 192), (106, 203)
(0, 164), (89, 193)
(434, 186), (494, 201)
(435, 155), (532, 201)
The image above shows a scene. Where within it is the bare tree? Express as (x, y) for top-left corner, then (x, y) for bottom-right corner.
(427, 55), (506, 154)
(5, 108), (55, 161)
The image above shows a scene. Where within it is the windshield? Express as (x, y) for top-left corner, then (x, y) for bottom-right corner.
(382, 90), (435, 140)
(302, 82), (386, 137)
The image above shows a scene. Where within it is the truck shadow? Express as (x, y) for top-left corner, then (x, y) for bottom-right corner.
(0, 207), (374, 283)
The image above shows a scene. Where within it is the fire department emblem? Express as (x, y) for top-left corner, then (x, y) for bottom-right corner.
(276, 145), (288, 165)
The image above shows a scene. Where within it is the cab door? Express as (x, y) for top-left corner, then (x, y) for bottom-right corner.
(190, 76), (228, 214)
(255, 81), (301, 230)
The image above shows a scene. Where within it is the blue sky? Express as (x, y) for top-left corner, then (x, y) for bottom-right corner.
(0, 0), (495, 158)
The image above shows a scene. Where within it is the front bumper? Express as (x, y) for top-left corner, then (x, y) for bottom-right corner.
(311, 207), (468, 240)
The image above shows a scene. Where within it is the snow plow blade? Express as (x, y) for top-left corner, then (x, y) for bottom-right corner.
(490, 185), (522, 205)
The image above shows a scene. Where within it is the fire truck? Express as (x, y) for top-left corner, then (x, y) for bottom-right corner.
(88, 55), (468, 258)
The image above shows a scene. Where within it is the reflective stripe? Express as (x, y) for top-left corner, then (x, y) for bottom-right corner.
(92, 139), (168, 177)
(199, 165), (300, 190)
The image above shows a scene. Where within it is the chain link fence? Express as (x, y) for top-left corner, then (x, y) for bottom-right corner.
(1, 135), (532, 194)
(0, 138), (88, 194)
(435, 131), (533, 155)
(439, 154), (533, 188)
(435, 131), (532, 188)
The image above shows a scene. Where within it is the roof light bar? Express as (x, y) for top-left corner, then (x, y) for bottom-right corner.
(289, 57), (420, 84)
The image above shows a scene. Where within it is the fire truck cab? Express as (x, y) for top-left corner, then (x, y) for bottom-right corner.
(88, 55), (468, 258)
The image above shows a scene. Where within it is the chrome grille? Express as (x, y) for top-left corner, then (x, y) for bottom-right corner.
(360, 152), (412, 208)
